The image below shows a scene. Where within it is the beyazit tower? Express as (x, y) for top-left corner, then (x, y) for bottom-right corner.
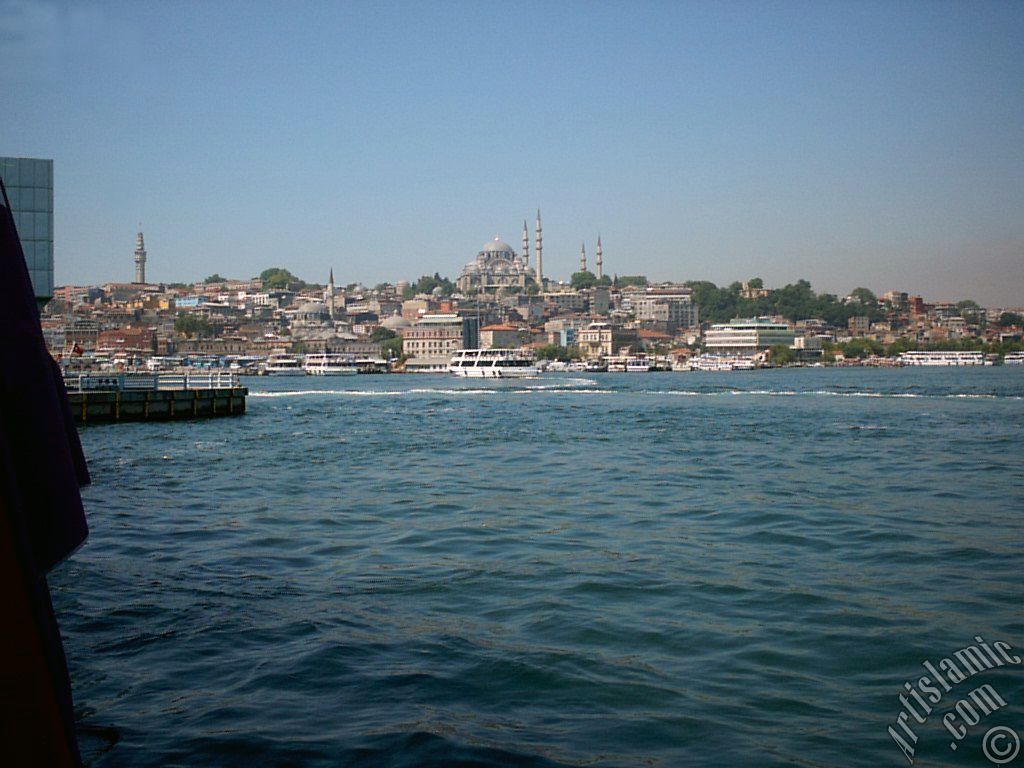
(133, 231), (147, 283)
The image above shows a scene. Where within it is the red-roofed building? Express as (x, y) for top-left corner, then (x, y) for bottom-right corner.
(480, 323), (522, 349)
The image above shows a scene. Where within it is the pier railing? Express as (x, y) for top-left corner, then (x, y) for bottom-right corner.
(64, 372), (240, 392)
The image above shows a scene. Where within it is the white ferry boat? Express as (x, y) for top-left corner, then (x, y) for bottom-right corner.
(689, 354), (757, 372)
(304, 353), (359, 375)
(1003, 352), (1024, 366)
(262, 353), (306, 375)
(897, 351), (992, 366)
(625, 356), (653, 372)
(448, 349), (538, 378)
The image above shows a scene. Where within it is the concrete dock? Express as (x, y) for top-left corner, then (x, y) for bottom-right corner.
(64, 373), (247, 424)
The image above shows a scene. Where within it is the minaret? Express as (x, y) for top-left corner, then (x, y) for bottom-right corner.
(326, 268), (336, 319)
(535, 209), (543, 287)
(579, 242), (587, 274)
(522, 220), (529, 266)
(596, 236), (603, 279)
(134, 231), (147, 283)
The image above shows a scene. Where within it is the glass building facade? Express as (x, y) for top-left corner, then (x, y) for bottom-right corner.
(0, 157), (54, 303)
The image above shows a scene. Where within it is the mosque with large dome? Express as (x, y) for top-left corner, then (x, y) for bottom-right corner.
(456, 214), (545, 294)
(456, 236), (534, 293)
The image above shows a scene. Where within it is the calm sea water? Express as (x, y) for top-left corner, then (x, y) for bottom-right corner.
(53, 368), (1024, 767)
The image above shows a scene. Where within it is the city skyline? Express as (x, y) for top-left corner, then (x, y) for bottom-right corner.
(4, 1), (1023, 303)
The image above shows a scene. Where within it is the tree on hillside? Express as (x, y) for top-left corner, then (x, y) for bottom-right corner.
(849, 287), (877, 305)
(174, 313), (213, 338)
(615, 275), (648, 288)
(571, 271), (598, 290)
(260, 267), (304, 290)
(204, 274), (227, 284)
(403, 273), (453, 298)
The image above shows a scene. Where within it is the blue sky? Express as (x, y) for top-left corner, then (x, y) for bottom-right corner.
(3, 0), (1023, 304)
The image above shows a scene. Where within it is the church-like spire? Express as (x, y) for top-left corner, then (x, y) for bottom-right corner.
(522, 220), (529, 264)
(596, 236), (603, 279)
(580, 242), (587, 273)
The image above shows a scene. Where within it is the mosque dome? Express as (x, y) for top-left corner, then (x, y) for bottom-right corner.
(381, 312), (411, 330)
(296, 302), (328, 315)
(482, 237), (514, 255)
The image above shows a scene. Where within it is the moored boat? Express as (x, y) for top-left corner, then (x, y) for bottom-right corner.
(448, 349), (538, 378)
(304, 353), (359, 375)
(897, 351), (992, 366)
(262, 353), (306, 375)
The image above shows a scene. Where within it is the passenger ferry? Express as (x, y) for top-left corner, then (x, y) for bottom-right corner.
(261, 353), (305, 375)
(689, 354), (757, 372)
(897, 351), (992, 366)
(448, 349), (538, 378)
(1003, 352), (1024, 366)
(304, 353), (359, 375)
(625, 355), (653, 372)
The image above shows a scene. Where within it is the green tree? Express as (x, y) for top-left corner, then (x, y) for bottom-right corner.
(260, 267), (304, 290)
(840, 338), (883, 358)
(616, 275), (648, 288)
(571, 270), (598, 290)
(204, 273), (226, 284)
(536, 344), (570, 361)
(769, 344), (796, 365)
(174, 313), (213, 338)
(999, 312), (1023, 327)
(371, 327), (397, 342)
(747, 277), (764, 289)
(885, 337), (917, 357)
(381, 336), (403, 359)
(403, 272), (454, 298)
(849, 287), (877, 305)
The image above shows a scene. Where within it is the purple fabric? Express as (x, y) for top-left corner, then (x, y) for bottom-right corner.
(0, 177), (89, 765)
(0, 180), (89, 575)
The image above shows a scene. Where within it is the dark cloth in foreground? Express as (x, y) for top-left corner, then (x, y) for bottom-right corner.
(0, 179), (90, 766)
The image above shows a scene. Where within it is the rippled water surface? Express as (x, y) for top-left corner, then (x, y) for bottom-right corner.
(54, 368), (1024, 767)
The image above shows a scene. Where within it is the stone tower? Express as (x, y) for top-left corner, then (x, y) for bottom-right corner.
(134, 231), (147, 284)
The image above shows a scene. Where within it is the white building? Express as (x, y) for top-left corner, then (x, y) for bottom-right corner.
(704, 318), (795, 353)
(622, 286), (699, 329)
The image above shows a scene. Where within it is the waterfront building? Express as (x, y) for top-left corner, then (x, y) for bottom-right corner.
(402, 313), (477, 370)
(544, 317), (589, 347)
(456, 236), (536, 293)
(576, 321), (638, 359)
(704, 318), (795, 354)
(624, 287), (698, 330)
(480, 324), (521, 349)
(1, 156), (54, 306)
